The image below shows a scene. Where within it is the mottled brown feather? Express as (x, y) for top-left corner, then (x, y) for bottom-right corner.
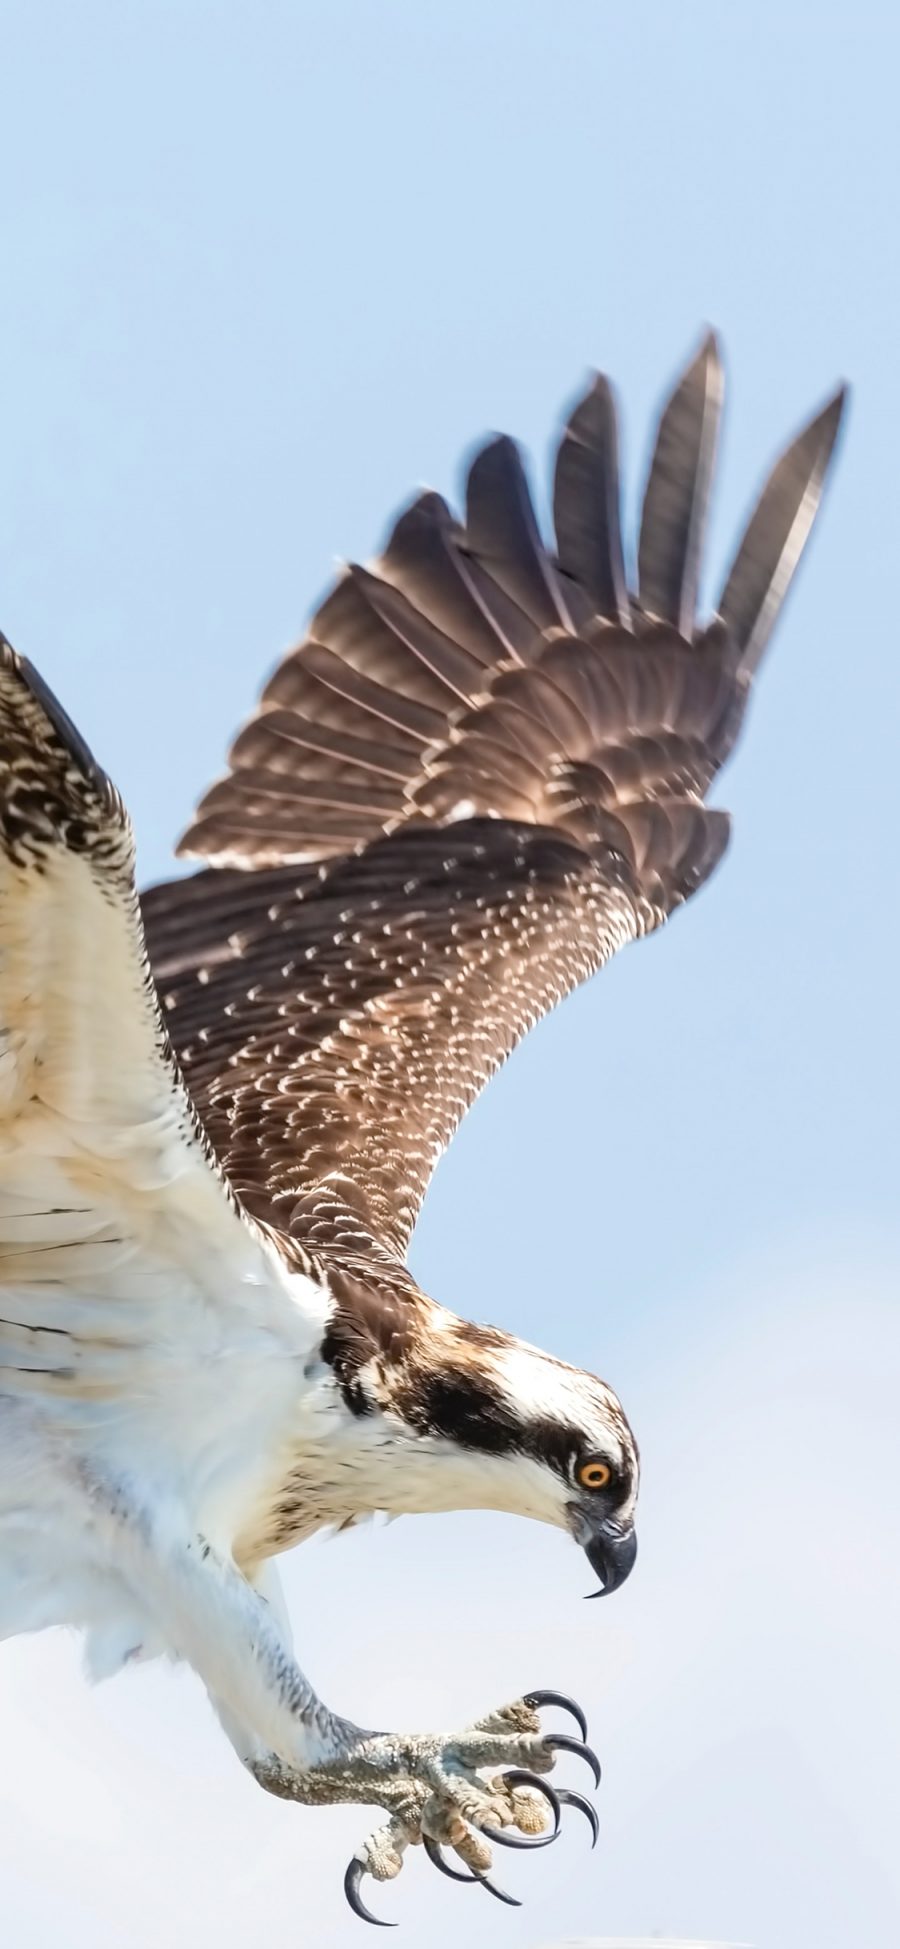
(141, 341), (845, 1273)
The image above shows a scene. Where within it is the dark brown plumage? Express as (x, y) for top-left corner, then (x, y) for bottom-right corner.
(141, 335), (844, 1277)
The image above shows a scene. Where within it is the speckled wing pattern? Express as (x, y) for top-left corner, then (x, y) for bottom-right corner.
(0, 639), (265, 1398)
(142, 338), (844, 1265)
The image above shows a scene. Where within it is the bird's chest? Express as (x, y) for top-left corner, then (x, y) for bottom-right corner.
(82, 1333), (315, 1561)
(0, 1338), (313, 1679)
(1, 1242), (324, 1552)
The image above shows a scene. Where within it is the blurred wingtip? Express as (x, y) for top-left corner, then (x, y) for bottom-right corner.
(693, 323), (724, 382)
(809, 379), (850, 457)
(787, 380), (849, 499)
(715, 369), (849, 675)
(637, 324), (724, 633)
(553, 368), (630, 625)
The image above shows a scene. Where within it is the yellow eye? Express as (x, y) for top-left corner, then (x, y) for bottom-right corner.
(577, 1457), (612, 1492)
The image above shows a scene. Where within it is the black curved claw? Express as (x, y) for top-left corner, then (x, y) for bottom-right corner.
(343, 1858), (397, 1927)
(481, 1770), (562, 1848)
(477, 1873), (523, 1907)
(524, 1688), (589, 1743)
(423, 1833), (521, 1906)
(556, 1786), (600, 1847)
(422, 1836), (478, 1885)
(504, 1768), (562, 1835)
(544, 1733), (602, 1789)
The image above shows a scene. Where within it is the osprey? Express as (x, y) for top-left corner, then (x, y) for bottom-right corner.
(0, 338), (843, 1923)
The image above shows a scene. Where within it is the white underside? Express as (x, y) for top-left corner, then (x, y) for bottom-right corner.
(0, 1212), (337, 1679)
(0, 834), (332, 1676)
(0, 1212), (332, 1677)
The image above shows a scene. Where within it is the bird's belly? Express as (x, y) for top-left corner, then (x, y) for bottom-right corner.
(0, 1337), (317, 1651)
(0, 1394), (167, 1674)
(0, 1519), (161, 1676)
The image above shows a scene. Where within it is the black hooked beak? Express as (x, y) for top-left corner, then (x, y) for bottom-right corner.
(583, 1517), (637, 1598)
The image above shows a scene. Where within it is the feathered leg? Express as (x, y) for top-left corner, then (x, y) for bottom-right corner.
(78, 1472), (596, 1922)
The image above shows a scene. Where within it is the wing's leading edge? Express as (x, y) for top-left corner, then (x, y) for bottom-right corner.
(0, 640), (273, 1397)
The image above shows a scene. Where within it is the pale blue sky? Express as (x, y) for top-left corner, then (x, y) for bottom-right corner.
(0, 5), (897, 1947)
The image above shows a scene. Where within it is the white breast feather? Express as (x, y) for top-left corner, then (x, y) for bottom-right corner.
(0, 787), (331, 1673)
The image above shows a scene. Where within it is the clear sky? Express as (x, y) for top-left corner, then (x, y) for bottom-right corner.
(0, 4), (897, 1947)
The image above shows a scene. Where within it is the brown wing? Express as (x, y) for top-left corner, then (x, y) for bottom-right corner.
(141, 336), (845, 1264)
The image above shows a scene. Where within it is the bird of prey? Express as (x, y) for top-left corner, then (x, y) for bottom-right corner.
(0, 335), (843, 1924)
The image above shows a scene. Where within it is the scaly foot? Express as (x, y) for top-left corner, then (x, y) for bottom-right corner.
(336, 1688), (600, 1925)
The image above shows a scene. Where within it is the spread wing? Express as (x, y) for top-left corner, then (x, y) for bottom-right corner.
(0, 640), (274, 1398)
(142, 337), (844, 1266)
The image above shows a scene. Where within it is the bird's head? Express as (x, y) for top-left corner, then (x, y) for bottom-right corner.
(398, 1320), (639, 1596)
(319, 1294), (639, 1595)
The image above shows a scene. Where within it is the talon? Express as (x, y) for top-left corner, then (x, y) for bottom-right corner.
(544, 1733), (602, 1789)
(556, 1786), (600, 1847)
(343, 1858), (397, 1928)
(422, 1836), (478, 1885)
(481, 1771), (561, 1850)
(479, 1820), (557, 1851)
(422, 1831), (521, 1907)
(477, 1873), (523, 1907)
(523, 1688), (589, 1742)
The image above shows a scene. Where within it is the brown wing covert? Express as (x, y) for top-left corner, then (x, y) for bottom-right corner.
(143, 336), (845, 1263)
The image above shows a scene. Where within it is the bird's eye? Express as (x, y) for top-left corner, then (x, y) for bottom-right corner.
(576, 1456), (612, 1491)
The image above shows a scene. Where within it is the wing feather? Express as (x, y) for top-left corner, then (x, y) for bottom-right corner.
(553, 374), (630, 627)
(139, 343), (845, 1267)
(638, 331), (723, 635)
(464, 436), (574, 633)
(717, 388), (846, 674)
(0, 640), (276, 1397)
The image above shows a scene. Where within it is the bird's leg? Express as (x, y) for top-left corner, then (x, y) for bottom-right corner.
(83, 1476), (598, 1920)
(72, 1467), (352, 1766)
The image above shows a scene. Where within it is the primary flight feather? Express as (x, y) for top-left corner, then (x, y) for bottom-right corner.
(0, 336), (844, 1922)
